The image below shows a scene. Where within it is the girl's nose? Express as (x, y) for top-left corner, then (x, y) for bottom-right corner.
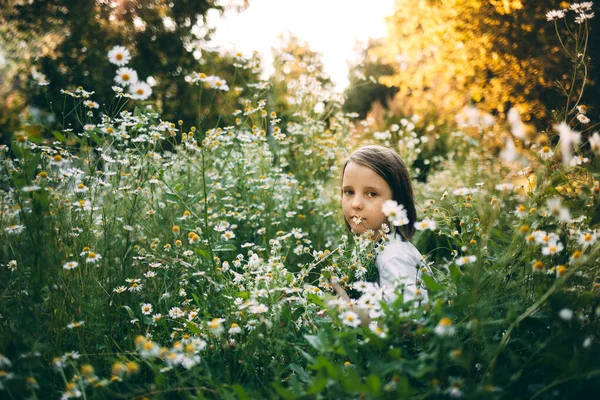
(352, 196), (363, 210)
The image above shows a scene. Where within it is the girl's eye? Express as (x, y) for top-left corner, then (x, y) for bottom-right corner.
(343, 190), (354, 196)
(366, 191), (377, 197)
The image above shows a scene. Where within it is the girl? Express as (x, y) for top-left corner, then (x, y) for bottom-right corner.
(332, 145), (427, 309)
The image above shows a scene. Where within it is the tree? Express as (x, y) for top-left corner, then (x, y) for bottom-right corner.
(0, 0), (253, 144)
(343, 39), (399, 120)
(373, 0), (599, 127)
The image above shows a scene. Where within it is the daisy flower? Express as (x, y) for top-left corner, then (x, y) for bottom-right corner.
(67, 321), (85, 329)
(222, 230), (236, 240)
(558, 308), (573, 321)
(546, 10), (565, 21)
(340, 311), (361, 328)
(578, 231), (597, 247)
(141, 303), (153, 315)
(514, 205), (528, 218)
(495, 182), (514, 191)
(228, 323), (242, 335)
(589, 132), (600, 154)
(108, 45), (131, 66)
(415, 218), (436, 231)
(434, 317), (455, 336)
(5, 224), (25, 234)
(86, 252), (102, 264)
(113, 286), (127, 293)
(130, 81), (152, 100)
(115, 67), (138, 86)
(542, 242), (564, 255)
(84, 100), (99, 109)
(169, 307), (186, 319)
(455, 255), (477, 266)
(63, 261), (79, 270)
(208, 318), (225, 335)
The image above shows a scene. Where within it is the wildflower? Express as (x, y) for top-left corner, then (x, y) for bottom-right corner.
(128, 282), (143, 292)
(7, 260), (17, 271)
(555, 122), (581, 166)
(546, 10), (565, 21)
(80, 364), (95, 377)
(127, 362), (140, 374)
(415, 218), (436, 231)
(228, 323), (242, 334)
(25, 376), (39, 389)
(434, 317), (456, 336)
(558, 308), (573, 321)
(67, 320), (85, 329)
(589, 132), (600, 154)
(108, 45), (131, 66)
(130, 81), (152, 100)
(569, 250), (584, 265)
(169, 307), (186, 319)
(208, 318), (225, 335)
(340, 311), (361, 328)
(578, 231), (597, 247)
(514, 205), (528, 218)
(144, 270), (156, 278)
(351, 216), (364, 225)
(222, 230), (236, 240)
(86, 252), (102, 264)
(495, 183), (514, 191)
(577, 114), (590, 124)
(5, 224), (25, 234)
(382, 200), (409, 226)
(456, 255), (476, 266)
(532, 260), (545, 273)
(63, 382), (82, 399)
(84, 100), (99, 109)
(0, 355), (11, 368)
(542, 242), (564, 255)
(583, 337), (593, 348)
(556, 265), (567, 278)
(141, 303), (153, 315)
(115, 67), (138, 86)
(369, 322), (387, 338)
(250, 304), (268, 314)
(113, 286), (127, 293)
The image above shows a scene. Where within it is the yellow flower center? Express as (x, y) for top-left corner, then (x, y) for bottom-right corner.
(438, 317), (452, 327)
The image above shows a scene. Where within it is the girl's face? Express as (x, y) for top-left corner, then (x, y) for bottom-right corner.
(342, 161), (393, 237)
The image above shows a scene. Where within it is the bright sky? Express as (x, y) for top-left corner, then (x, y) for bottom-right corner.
(207, 0), (395, 92)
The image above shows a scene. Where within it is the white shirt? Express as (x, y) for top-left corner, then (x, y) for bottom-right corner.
(375, 237), (428, 302)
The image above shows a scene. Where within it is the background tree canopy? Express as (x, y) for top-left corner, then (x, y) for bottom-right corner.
(0, 0), (252, 145)
(344, 0), (599, 128)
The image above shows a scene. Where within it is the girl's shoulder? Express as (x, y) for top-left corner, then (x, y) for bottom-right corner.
(376, 237), (422, 267)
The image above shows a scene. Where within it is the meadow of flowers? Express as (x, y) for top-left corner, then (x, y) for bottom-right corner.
(1, 4), (599, 399)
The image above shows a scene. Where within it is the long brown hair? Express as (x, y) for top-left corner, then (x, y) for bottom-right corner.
(342, 145), (416, 240)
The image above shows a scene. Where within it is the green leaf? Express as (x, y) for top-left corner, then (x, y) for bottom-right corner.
(232, 384), (250, 400)
(289, 363), (311, 383)
(449, 264), (462, 284)
(365, 375), (381, 396)
(306, 375), (328, 395)
(270, 383), (297, 400)
(121, 305), (134, 318)
(422, 274), (443, 292)
(52, 130), (66, 143)
(194, 248), (211, 259)
(214, 243), (237, 252)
